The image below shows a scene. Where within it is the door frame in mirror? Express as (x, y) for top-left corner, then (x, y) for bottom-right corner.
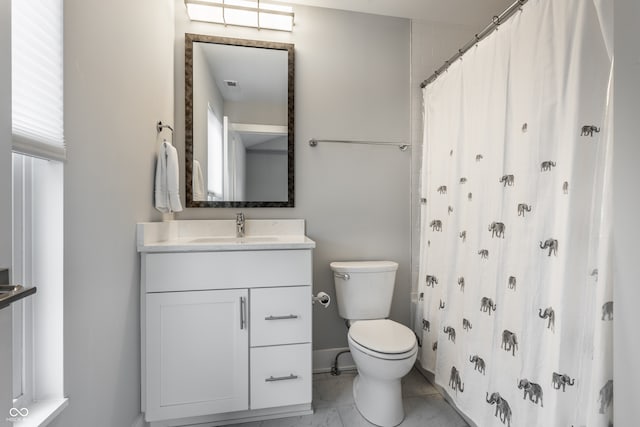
(185, 33), (295, 207)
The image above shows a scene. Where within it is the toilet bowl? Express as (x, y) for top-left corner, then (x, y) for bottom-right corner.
(330, 261), (417, 427)
(347, 319), (418, 427)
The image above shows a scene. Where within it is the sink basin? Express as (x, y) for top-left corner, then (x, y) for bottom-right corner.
(189, 236), (281, 244)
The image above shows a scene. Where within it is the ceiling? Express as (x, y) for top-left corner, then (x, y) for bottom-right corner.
(198, 42), (287, 104)
(278, 0), (516, 28)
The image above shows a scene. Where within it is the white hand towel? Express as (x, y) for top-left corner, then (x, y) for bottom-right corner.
(154, 141), (183, 213)
(154, 142), (168, 212)
(193, 159), (205, 201)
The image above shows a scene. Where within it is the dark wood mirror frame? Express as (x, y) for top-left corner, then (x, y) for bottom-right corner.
(185, 33), (295, 208)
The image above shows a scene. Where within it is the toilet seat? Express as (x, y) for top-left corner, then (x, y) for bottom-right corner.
(349, 336), (417, 361)
(348, 319), (417, 360)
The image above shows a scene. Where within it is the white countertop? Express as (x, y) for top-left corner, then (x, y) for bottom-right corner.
(137, 220), (316, 253)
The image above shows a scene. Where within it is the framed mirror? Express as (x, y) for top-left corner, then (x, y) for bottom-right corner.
(185, 34), (294, 207)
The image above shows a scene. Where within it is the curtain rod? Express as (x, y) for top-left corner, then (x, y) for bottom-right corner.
(420, 0), (528, 88)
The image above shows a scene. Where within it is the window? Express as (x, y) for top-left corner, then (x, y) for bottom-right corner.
(207, 106), (224, 201)
(12, 0), (64, 160)
(11, 155), (65, 419)
(10, 0), (66, 424)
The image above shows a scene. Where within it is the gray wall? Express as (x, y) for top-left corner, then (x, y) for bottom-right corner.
(0, 0), (12, 425)
(614, 0), (640, 423)
(225, 100), (287, 125)
(246, 150), (288, 201)
(0, 0), (9, 271)
(55, 0), (174, 426)
(175, 4), (412, 350)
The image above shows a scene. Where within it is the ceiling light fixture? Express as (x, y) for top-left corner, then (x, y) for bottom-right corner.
(184, 0), (294, 32)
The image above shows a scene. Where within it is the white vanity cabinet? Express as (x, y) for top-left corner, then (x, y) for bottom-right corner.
(138, 220), (315, 427)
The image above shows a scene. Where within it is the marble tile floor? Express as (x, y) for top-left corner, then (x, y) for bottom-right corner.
(223, 368), (469, 427)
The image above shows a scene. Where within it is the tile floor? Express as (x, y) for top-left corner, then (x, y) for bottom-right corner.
(225, 368), (469, 427)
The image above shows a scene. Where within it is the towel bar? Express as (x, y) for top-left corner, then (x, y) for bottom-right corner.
(309, 138), (409, 151)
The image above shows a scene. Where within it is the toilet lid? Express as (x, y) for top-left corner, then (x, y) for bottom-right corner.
(330, 261), (398, 273)
(348, 319), (416, 354)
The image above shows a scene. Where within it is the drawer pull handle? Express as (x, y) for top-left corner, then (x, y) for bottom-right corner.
(265, 374), (298, 382)
(265, 314), (299, 320)
(240, 296), (247, 330)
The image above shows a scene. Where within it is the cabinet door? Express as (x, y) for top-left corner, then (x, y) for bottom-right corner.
(145, 289), (248, 422)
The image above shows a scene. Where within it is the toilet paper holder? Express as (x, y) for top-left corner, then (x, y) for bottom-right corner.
(312, 292), (331, 308)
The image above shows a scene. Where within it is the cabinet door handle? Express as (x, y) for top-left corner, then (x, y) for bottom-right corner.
(265, 374), (298, 382)
(240, 296), (246, 330)
(264, 314), (299, 320)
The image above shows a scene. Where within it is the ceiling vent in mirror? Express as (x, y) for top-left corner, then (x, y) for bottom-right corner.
(184, 0), (294, 32)
(224, 80), (239, 88)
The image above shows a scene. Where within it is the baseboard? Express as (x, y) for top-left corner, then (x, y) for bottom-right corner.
(148, 404), (312, 427)
(414, 363), (436, 383)
(312, 347), (356, 374)
(132, 413), (148, 427)
(414, 364), (478, 427)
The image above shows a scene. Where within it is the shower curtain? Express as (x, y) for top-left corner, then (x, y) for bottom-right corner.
(417, 1), (613, 426)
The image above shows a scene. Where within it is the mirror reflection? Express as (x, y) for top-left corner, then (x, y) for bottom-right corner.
(185, 34), (294, 207)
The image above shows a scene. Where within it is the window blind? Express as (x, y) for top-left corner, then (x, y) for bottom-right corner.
(12, 0), (65, 161)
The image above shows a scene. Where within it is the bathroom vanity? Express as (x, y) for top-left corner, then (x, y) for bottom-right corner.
(137, 220), (315, 426)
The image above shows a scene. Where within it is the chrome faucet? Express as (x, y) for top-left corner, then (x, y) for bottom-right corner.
(236, 212), (245, 238)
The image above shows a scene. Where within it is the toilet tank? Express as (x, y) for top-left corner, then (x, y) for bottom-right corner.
(330, 261), (398, 321)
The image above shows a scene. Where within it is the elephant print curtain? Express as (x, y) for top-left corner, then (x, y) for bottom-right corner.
(417, 1), (613, 426)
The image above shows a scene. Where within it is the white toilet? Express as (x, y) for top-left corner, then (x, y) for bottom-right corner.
(330, 261), (417, 427)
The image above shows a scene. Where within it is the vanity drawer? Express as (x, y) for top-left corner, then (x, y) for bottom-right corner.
(250, 343), (311, 410)
(250, 286), (311, 347)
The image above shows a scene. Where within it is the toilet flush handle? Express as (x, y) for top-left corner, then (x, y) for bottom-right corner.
(334, 272), (350, 280)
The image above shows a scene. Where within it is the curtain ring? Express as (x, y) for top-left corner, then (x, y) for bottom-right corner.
(492, 15), (501, 25)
